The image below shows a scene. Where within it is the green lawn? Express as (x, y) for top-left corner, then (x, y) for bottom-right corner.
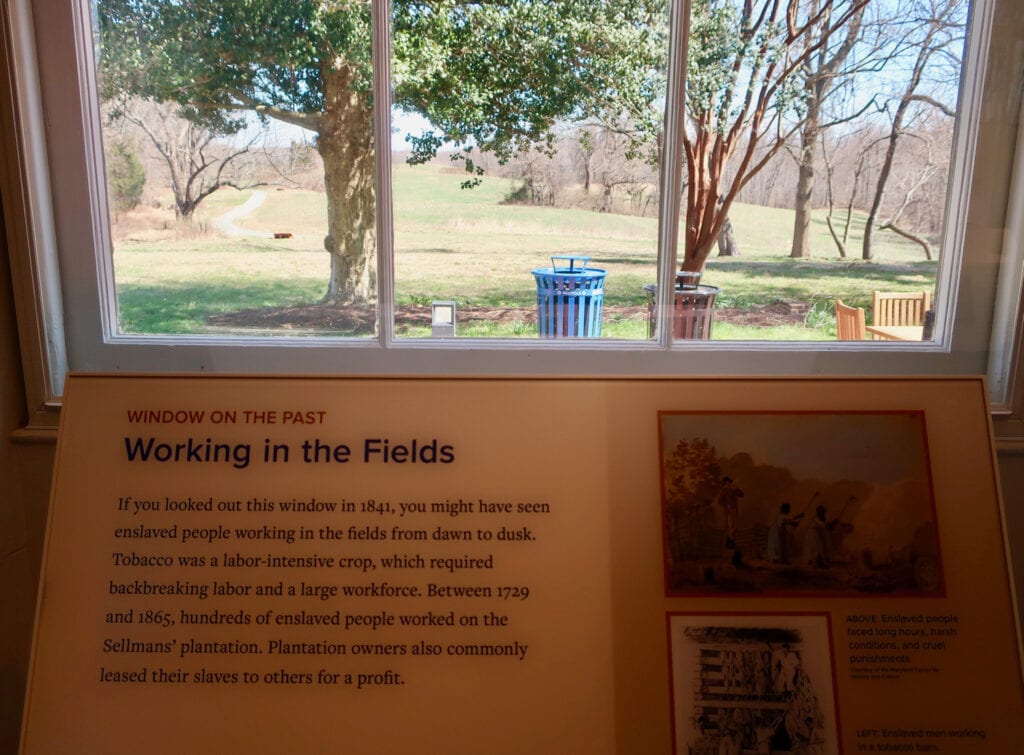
(112, 162), (938, 339)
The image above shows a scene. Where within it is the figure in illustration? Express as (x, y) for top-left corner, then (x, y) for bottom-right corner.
(717, 476), (744, 550)
(758, 650), (773, 694)
(772, 642), (800, 696)
(803, 496), (856, 568)
(718, 710), (743, 755)
(802, 505), (838, 568)
(766, 503), (803, 564)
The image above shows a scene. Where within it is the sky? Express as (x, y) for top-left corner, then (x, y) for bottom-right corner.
(238, 109), (436, 152)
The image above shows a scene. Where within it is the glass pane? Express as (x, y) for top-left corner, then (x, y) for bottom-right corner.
(91, 0), (969, 345)
(390, 1), (671, 340)
(668, 0), (968, 343)
(95, 0), (377, 337)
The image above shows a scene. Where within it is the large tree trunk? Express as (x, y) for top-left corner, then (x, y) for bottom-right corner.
(716, 201), (739, 256)
(790, 107), (820, 258)
(318, 67), (377, 305)
(789, 0), (863, 259)
(861, 3), (950, 261)
(716, 216), (739, 256)
(862, 119), (901, 261)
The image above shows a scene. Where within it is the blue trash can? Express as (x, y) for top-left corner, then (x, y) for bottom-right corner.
(532, 255), (607, 338)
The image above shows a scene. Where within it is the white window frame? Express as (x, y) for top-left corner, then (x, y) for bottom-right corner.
(3, 0), (1024, 437)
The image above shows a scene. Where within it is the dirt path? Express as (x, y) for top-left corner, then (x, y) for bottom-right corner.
(214, 190), (273, 238)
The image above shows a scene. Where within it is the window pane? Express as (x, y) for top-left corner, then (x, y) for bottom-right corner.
(390, 0), (671, 340)
(92, 0), (969, 346)
(670, 0), (966, 343)
(95, 0), (377, 337)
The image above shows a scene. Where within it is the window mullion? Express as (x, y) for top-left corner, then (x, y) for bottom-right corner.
(654, 0), (691, 347)
(373, 0), (395, 348)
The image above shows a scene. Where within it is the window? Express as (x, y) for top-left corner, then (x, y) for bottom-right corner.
(3, 0), (1024, 428)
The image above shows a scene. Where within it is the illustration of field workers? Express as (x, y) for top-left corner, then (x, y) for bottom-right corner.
(659, 412), (942, 596)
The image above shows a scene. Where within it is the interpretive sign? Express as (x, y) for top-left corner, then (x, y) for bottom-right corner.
(20, 376), (1024, 753)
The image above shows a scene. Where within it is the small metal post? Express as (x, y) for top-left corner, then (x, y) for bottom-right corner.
(431, 301), (456, 338)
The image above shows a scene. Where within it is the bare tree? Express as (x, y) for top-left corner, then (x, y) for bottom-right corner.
(110, 100), (266, 221)
(737, 145), (794, 208)
(572, 127), (599, 195)
(821, 129), (864, 257)
(878, 123), (950, 259)
(818, 117), (892, 258)
(583, 127), (657, 213)
(862, 0), (964, 260)
(789, 0), (869, 258)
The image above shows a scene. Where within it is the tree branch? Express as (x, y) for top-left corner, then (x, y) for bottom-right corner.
(906, 93), (956, 117)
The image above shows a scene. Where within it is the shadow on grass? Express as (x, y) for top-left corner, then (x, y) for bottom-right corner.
(705, 257), (936, 281)
(701, 257), (937, 311)
(116, 253), (938, 337)
(117, 281), (324, 334)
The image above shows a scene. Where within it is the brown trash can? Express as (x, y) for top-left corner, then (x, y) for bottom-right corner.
(644, 281), (720, 340)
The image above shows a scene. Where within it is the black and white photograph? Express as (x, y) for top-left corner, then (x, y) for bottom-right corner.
(669, 613), (838, 755)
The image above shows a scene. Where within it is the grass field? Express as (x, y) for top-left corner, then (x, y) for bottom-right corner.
(112, 162), (938, 339)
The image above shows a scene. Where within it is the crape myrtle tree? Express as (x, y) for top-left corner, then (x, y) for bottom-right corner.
(98, 0), (668, 305)
(678, 0), (869, 274)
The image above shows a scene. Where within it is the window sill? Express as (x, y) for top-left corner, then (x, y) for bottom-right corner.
(10, 401), (59, 443)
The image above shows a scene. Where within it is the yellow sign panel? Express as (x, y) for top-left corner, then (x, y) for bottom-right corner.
(20, 376), (1024, 753)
